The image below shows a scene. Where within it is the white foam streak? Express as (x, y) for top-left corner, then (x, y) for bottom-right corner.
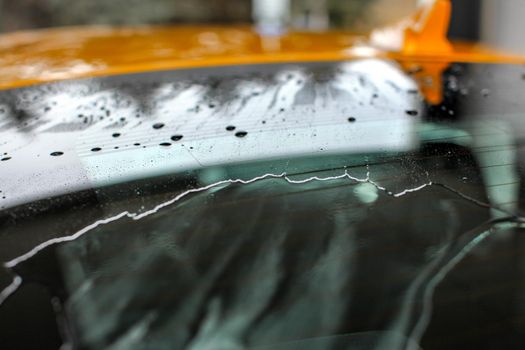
(393, 182), (433, 198)
(0, 169), (433, 306)
(0, 276), (22, 305)
(4, 212), (131, 269)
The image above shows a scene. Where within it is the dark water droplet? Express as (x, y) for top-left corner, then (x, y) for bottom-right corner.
(208, 104), (216, 108)
(160, 142), (171, 147)
(91, 147), (102, 152)
(153, 123), (165, 130)
(226, 125), (236, 131)
(171, 135), (183, 141)
(50, 152), (63, 156)
(406, 110), (418, 116)
(1, 157), (11, 161)
(134, 143), (141, 146)
(348, 117), (356, 122)
(262, 120), (266, 124)
(114, 146), (119, 149)
(235, 131), (248, 138)
(112, 133), (121, 138)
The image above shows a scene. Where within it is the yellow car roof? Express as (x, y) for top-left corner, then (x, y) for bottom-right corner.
(0, 24), (523, 92)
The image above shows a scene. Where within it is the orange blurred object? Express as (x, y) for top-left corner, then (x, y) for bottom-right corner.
(0, 0), (523, 105)
(402, 0), (452, 55)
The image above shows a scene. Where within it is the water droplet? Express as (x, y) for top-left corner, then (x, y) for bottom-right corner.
(112, 133), (121, 138)
(171, 135), (183, 141)
(153, 123), (165, 129)
(50, 152), (63, 156)
(91, 147), (102, 152)
(160, 142), (171, 147)
(405, 110), (418, 116)
(226, 125), (236, 131)
(348, 117), (356, 122)
(235, 131), (248, 138)
(1, 157), (11, 161)
(134, 143), (141, 146)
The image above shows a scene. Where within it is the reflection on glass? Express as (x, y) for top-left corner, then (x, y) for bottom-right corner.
(2, 60), (525, 350)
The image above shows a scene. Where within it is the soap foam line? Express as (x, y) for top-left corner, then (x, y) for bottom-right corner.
(0, 169), (470, 307)
(0, 276), (21, 306)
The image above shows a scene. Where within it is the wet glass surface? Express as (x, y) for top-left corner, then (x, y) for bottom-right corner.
(1, 60), (525, 349)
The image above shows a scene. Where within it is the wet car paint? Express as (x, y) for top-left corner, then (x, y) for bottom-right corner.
(0, 25), (523, 92)
(0, 60), (420, 210)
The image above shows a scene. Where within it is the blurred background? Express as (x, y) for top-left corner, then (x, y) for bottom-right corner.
(0, 0), (415, 32)
(0, 0), (523, 50)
